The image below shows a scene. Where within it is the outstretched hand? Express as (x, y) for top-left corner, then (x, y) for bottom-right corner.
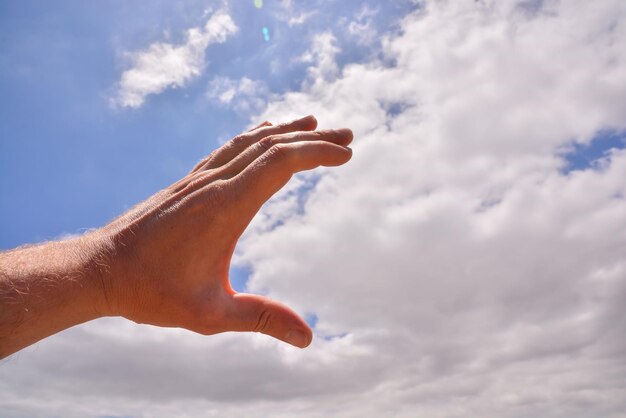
(94, 115), (353, 347)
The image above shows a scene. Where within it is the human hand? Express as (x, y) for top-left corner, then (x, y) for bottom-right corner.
(93, 115), (353, 348)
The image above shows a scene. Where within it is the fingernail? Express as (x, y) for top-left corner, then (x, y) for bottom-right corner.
(285, 330), (308, 348)
(337, 128), (353, 137)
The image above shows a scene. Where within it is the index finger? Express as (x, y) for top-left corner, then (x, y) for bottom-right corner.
(229, 139), (353, 223)
(193, 115), (318, 173)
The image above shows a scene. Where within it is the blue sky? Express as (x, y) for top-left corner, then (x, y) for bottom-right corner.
(0, 0), (413, 249)
(2, 1), (626, 417)
(1, 0), (621, 249)
(562, 129), (626, 174)
(1, 0), (622, 252)
(0, 1), (419, 301)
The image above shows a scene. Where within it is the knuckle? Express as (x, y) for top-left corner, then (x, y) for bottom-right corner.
(254, 308), (273, 333)
(205, 149), (219, 163)
(198, 149), (224, 171)
(230, 134), (246, 145)
(198, 180), (230, 209)
(191, 150), (216, 172)
(258, 135), (276, 150)
(191, 159), (208, 173)
(209, 147), (219, 156)
(183, 171), (211, 192)
(229, 134), (250, 149)
(290, 131), (306, 141)
(267, 143), (289, 162)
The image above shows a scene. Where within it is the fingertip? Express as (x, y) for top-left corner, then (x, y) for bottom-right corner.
(345, 145), (353, 161)
(332, 128), (354, 146)
(341, 146), (353, 164)
(343, 128), (354, 142)
(285, 327), (313, 348)
(301, 114), (318, 131)
(228, 293), (313, 348)
(323, 144), (353, 167)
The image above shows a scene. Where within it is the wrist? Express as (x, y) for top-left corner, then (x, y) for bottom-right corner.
(77, 231), (120, 319)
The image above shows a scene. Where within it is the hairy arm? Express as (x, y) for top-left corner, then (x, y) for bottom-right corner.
(0, 238), (110, 358)
(0, 115), (353, 359)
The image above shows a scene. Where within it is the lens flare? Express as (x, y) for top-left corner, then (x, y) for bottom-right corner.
(254, 0), (263, 9)
(262, 26), (270, 42)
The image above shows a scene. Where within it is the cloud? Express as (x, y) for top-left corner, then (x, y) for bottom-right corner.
(298, 32), (340, 87)
(287, 11), (317, 27)
(205, 76), (269, 114)
(3, 1), (626, 417)
(345, 5), (379, 45)
(112, 10), (237, 108)
(274, 0), (317, 27)
(235, 0), (626, 416)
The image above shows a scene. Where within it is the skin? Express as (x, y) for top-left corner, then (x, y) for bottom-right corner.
(0, 115), (353, 359)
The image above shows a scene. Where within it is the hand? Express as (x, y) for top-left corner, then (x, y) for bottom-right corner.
(94, 115), (353, 348)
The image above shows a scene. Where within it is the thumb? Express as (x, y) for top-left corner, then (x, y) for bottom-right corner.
(225, 293), (312, 348)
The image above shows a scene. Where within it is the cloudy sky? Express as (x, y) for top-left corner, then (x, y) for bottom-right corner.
(1, 0), (626, 417)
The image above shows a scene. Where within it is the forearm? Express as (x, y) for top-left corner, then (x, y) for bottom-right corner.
(0, 235), (109, 359)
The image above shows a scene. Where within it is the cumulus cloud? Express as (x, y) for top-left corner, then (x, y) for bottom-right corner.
(236, 0), (626, 416)
(113, 10), (237, 108)
(3, 1), (626, 417)
(206, 76), (269, 113)
(298, 32), (340, 87)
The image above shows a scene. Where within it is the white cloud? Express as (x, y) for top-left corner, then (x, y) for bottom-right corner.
(299, 32), (340, 87)
(236, 0), (626, 416)
(206, 76), (269, 113)
(287, 11), (317, 27)
(113, 10), (237, 108)
(346, 5), (379, 45)
(274, 0), (317, 27)
(4, 1), (626, 417)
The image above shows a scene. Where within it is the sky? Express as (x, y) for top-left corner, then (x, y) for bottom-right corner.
(1, 0), (626, 417)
